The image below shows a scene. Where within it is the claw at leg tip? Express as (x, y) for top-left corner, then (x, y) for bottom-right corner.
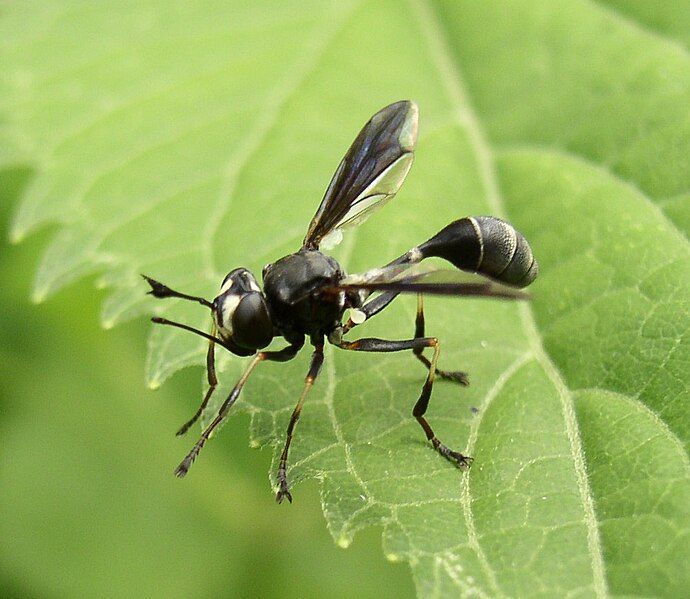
(176, 423), (191, 437)
(276, 487), (293, 504)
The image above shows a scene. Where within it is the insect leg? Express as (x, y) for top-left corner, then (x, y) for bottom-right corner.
(336, 336), (472, 468)
(411, 338), (473, 468)
(276, 344), (325, 504)
(412, 294), (469, 386)
(174, 342), (303, 478)
(175, 325), (219, 436)
(342, 292), (469, 385)
(142, 275), (213, 309)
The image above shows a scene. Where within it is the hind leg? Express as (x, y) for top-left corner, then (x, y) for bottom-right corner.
(413, 295), (469, 385)
(337, 336), (472, 468)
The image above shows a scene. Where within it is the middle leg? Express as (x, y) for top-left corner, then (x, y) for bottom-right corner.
(342, 293), (469, 386)
(275, 343), (325, 504)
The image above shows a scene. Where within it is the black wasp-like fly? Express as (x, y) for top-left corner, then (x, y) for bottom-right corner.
(144, 101), (538, 503)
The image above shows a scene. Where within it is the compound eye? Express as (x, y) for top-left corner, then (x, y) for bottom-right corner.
(231, 293), (273, 350)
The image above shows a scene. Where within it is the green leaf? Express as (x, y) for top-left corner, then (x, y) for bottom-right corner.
(3, 1), (688, 597)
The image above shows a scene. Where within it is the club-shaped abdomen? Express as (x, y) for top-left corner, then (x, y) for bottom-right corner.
(417, 217), (538, 287)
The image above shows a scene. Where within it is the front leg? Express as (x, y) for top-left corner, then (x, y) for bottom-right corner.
(176, 323), (219, 436)
(175, 342), (303, 477)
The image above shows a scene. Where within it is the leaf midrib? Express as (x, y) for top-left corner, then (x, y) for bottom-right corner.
(413, 0), (609, 595)
(495, 144), (690, 243)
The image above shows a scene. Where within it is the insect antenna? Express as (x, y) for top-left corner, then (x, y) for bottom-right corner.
(142, 275), (214, 309)
(151, 317), (226, 346)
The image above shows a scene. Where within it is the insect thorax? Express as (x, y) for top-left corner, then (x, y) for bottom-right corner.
(263, 249), (346, 338)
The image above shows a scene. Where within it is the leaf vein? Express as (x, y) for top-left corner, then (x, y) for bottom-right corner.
(589, 0), (690, 57)
(412, 1), (609, 595)
(201, 0), (360, 279)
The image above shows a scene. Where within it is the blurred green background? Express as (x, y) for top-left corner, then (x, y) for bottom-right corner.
(0, 168), (414, 597)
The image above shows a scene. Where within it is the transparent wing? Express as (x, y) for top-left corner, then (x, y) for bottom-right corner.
(303, 100), (418, 250)
(334, 263), (529, 300)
